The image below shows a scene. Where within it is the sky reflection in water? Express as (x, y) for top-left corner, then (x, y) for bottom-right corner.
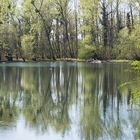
(0, 62), (139, 140)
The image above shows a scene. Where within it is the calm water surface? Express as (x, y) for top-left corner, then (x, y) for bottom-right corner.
(0, 62), (139, 140)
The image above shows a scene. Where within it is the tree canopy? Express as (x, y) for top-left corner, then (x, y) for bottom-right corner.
(0, 0), (140, 61)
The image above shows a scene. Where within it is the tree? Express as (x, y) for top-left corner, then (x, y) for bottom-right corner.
(31, 0), (56, 60)
(0, 0), (140, 61)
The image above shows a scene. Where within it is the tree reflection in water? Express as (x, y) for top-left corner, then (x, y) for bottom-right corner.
(0, 62), (139, 139)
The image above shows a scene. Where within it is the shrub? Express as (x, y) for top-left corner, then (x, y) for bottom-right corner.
(21, 35), (35, 59)
(113, 26), (140, 60)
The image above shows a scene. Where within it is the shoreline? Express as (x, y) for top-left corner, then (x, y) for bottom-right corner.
(0, 59), (132, 64)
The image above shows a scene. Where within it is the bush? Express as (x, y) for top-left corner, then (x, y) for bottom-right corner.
(78, 35), (96, 59)
(113, 26), (140, 60)
(78, 44), (96, 59)
(21, 35), (35, 59)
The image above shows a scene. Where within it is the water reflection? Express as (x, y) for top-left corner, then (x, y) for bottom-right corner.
(0, 62), (139, 140)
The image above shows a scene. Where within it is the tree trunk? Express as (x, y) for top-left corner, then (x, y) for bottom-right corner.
(74, 0), (78, 58)
(31, 1), (56, 60)
(130, 4), (134, 28)
(102, 4), (108, 48)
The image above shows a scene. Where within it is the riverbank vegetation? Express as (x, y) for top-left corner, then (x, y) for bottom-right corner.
(0, 0), (140, 61)
(128, 60), (140, 105)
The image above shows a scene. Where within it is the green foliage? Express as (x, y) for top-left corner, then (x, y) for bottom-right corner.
(80, 0), (98, 33)
(0, 0), (140, 60)
(119, 61), (140, 106)
(78, 44), (95, 59)
(21, 35), (35, 59)
(0, 24), (17, 55)
(131, 61), (140, 104)
(114, 26), (140, 60)
(132, 61), (140, 72)
(78, 36), (96, 59)
(79, 0), (99, 59)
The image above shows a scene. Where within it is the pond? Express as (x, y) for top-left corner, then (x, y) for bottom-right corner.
(0, 62), (139, 140)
